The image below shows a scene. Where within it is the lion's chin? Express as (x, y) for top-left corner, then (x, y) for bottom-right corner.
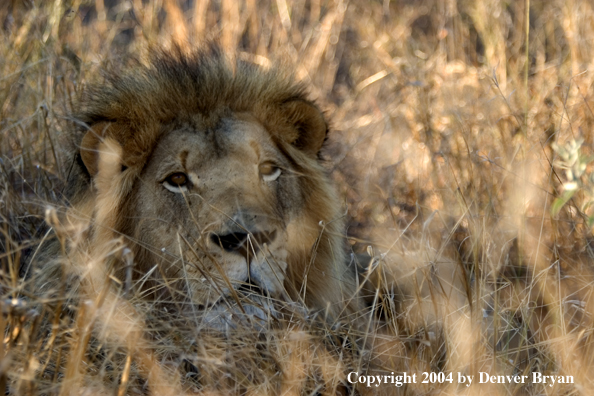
(197, 294), (308, 332)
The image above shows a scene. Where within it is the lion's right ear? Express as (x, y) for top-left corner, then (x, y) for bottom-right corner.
(80, 122), (115, 177)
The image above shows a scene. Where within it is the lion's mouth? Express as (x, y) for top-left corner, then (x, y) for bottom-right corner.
(204, 280), (271, 311)
(199, 293), (278, 330)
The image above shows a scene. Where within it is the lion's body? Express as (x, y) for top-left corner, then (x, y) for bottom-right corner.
(31, 45), (358, 331)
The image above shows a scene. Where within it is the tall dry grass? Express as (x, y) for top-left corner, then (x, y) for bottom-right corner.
(2, 0), (594, 395)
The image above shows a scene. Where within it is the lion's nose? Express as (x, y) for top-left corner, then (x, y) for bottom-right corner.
(210, 230), (277, 255)
(210, 232), (248, 253)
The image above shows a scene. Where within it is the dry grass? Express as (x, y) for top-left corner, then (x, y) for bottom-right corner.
(2, 0), (594, 395)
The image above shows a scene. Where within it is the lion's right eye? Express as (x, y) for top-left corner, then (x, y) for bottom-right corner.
(163, 172), (189, 193)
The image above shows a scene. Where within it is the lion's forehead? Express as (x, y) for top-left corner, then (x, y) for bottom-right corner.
(151, 116), (279, 172)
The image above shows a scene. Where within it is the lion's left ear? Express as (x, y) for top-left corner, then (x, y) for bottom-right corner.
(80, 122), (126, 177)
(282, 99), (328, 156)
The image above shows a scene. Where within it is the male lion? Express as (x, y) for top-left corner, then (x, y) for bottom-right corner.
(31, 45), (359, 333)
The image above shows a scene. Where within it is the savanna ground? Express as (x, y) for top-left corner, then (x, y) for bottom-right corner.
(2, 0), (594, 395)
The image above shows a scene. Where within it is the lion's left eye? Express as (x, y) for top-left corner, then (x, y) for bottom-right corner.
(259, 162), (281, 182)
(163, 172), (189, 193)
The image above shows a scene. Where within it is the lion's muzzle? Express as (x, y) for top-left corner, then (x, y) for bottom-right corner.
(204, 213), (287, 301)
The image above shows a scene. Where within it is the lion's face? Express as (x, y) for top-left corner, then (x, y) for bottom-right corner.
(131, 115), (299, 314)
(68, 48), (358, 329)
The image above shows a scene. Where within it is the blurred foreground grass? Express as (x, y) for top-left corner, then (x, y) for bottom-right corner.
(2, 0), (594, 395)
